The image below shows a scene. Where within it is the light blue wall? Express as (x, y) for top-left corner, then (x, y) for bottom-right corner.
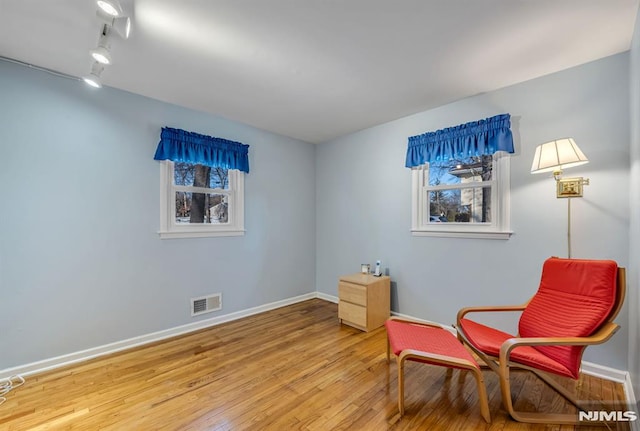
(0, 60), (316, 370)
(629, 5), (640, 399)
(0, 47), (634, 375)
(316, 54), (630, 370)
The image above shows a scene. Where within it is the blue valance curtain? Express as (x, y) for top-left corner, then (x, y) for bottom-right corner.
(154, 127), (250, 173)
(405, 113), (514, 168)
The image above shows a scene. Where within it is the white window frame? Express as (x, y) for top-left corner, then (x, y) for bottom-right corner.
(158, 161), (245, 239)
(411, 152), (512, 239)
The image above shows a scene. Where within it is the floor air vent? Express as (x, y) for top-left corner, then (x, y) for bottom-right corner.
(191, 293), (222, 316)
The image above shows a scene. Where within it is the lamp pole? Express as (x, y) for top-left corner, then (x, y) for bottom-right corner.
(567, 198), (572, 258)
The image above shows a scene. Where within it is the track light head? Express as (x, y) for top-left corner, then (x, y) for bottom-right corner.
(83, 74), (102, 88)
(83, 63), (104, 88)
(113, 16), (131, 39)
(90, 46), (112, 64)
(90, 32), (112, 64)
(96, 0), (123, 17)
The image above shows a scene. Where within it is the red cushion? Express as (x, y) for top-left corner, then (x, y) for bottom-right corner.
(518, 258), (618, 378)
(459, 318), (575, 377)
(385, 320), (479, 370)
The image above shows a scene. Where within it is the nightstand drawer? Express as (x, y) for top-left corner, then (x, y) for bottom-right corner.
(338, 301), (367, 327)
(338, 282), (367, 306)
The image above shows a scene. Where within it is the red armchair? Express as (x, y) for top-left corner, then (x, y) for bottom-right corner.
(456, 257), (625, 424)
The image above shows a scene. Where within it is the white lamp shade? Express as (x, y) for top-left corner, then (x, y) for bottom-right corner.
(530, 138), (589, 174)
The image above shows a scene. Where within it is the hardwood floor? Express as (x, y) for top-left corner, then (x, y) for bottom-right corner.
(0, 299), (631, 430)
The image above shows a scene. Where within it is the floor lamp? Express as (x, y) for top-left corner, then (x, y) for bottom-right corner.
(531, 138), (590, 258)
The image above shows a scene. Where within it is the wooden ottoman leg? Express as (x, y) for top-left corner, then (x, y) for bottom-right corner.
(397, 355), (405, 416)
(471, 368), (491, 423)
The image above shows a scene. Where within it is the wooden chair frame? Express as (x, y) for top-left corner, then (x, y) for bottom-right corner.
(455, 267), (626, 424)
(386, 317), (491, 423)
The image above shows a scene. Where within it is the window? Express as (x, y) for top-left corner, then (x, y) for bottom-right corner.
(153, 127), (249, 239)
(159, 161), (244, 238)
(411, 152), (511, 239)
(406, 114), (514, 239)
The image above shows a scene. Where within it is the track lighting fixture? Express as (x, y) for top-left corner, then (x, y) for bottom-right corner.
(96, 0), (123, 17)
(82, 62), (104, 88)
(83, 1), (132, 88)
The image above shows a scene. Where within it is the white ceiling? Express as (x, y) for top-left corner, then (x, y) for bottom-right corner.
(0, 0), (638, 143)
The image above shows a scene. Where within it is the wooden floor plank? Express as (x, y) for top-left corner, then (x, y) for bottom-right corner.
(0, 299), (630, 430)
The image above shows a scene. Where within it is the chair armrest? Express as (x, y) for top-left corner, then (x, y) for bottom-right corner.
(498, 322), (621, 365)
(456, 303), (528, 326)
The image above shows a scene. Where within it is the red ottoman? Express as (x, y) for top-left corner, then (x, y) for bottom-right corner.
(385, 318), (490, 423)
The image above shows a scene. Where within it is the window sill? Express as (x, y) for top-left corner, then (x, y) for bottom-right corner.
(411, 229), (513, 240)
(158, 229), (245, 239)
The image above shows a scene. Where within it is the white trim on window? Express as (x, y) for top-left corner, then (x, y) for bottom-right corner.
(158, 161), (245, 239)
(411, 153), (512, 239)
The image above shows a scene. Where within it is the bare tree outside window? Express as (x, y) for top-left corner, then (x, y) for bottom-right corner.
(160, 160), (245, 239)
(173, 162), (229, 224)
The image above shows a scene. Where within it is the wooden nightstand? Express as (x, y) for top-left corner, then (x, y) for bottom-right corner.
(338, 273), (390, 331)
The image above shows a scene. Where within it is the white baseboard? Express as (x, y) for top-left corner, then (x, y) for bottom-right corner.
(623, 373), (640, 431)
(580, 361), (628, 383)
(316, 292), (338, 303)
(0, 292), (317, 380)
